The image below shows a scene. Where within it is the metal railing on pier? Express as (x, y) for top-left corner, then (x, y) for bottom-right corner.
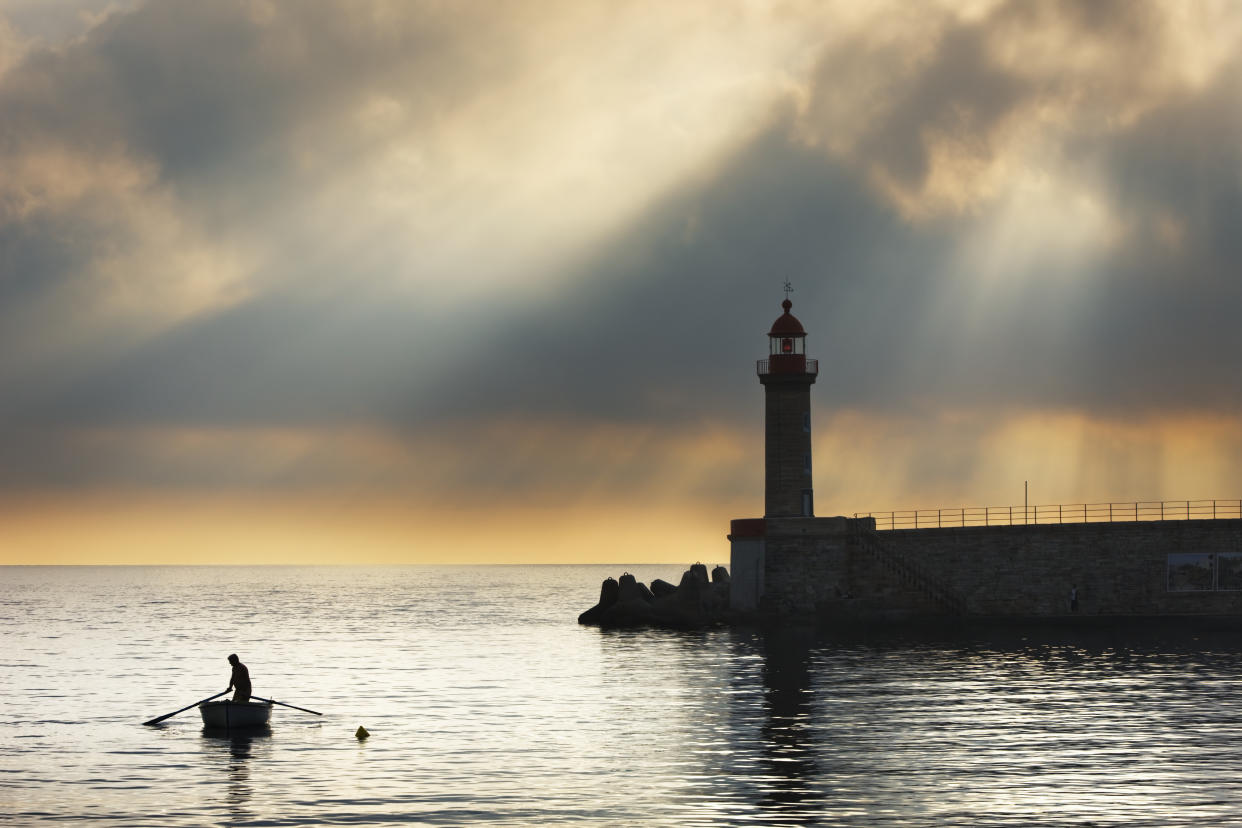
(857, 499), (1242, 530)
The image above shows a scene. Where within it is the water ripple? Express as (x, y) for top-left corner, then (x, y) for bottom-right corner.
(5, 566), (1242, 825)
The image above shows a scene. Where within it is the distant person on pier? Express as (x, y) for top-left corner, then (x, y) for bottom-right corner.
(1069, 585), (1079, 613)
(226, 654), (252, 702)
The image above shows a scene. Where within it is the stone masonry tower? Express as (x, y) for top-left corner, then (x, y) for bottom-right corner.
(758, 295), (818, 517)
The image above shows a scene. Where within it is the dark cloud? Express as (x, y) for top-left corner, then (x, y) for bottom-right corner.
(1024, 50), (1242, 414)
(419, 128), (947, 426)
(809, 21), (1029, 195)
(3, 2), (488, 184)
(1, 0), (1241, 500)
(10, 83), (1242, 433)
(1095, 63), (1242, 280)
(4, 281), (433, 426)
(2, 122), (942, 432)
(0, 0), (527, 419)
(440, 58), (1242, 425)
(0, 0), (524, 315)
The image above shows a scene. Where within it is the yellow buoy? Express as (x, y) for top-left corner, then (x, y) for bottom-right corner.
(355, 725), (370, 740)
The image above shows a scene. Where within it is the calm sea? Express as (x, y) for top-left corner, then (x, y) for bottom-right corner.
(5, 565), (1242, 826)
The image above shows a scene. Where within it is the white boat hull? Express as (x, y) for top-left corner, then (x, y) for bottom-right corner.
(199, 700), (272, 729)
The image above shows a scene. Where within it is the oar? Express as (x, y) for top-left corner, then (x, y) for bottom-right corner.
(143, 690), (230, 726)
(250, 695), (322, 716)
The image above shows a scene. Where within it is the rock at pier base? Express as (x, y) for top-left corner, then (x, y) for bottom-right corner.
(650, 579), (677, 598)
(578, 564), (733, 629)
(576, 577), (619, 625)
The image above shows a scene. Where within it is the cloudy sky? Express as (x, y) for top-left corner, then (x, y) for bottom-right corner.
(2, 0), (1240, 563)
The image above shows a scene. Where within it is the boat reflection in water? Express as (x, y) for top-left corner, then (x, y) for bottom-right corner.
(200, 718), (271, 825)
(199, 700), (273, 730)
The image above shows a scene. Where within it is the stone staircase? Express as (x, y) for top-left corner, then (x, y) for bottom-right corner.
(854, 529), (968, 615)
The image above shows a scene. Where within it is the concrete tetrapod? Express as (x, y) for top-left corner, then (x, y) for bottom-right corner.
(578, 566), (733, 629)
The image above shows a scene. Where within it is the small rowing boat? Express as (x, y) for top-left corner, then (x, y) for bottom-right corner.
(199, 700), (272, 729)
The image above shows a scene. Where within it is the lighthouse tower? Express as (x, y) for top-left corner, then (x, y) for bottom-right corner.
(758, 296), (818, 517)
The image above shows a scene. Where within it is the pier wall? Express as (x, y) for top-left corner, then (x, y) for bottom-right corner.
(742, 517), (1242, 619)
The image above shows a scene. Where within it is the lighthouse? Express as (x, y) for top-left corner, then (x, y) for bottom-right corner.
(758, 296), (818, 517)
(728, 290), (828, 613)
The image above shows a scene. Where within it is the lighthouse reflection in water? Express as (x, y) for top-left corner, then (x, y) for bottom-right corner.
(6, 565), (1242, 826)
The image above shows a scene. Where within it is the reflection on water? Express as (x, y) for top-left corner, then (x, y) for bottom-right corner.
(199, 727), (270, 825)
(7, 566), (1242, 826)
(734, 622), (1242, 827)
(758, 627), (819, 819)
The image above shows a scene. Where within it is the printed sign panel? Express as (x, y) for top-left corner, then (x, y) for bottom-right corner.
(1167, 552), (1214, 591)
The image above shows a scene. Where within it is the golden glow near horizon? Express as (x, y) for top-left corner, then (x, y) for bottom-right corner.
(2, 1), (1241, 563)
(5, 410), (1241, 564)
(0, 494), (745, 566)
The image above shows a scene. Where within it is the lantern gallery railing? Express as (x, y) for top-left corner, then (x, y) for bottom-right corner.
(756, 358), (819, 375)
(858, 499), (1242, 530)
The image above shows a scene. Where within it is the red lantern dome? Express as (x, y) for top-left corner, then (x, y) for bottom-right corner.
(768, 299), (805, 336)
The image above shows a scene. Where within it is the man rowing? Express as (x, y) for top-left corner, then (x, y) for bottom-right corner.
(226, 654), (252, 702)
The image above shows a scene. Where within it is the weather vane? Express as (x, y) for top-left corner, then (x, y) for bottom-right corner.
(783, 279), (794, 298)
